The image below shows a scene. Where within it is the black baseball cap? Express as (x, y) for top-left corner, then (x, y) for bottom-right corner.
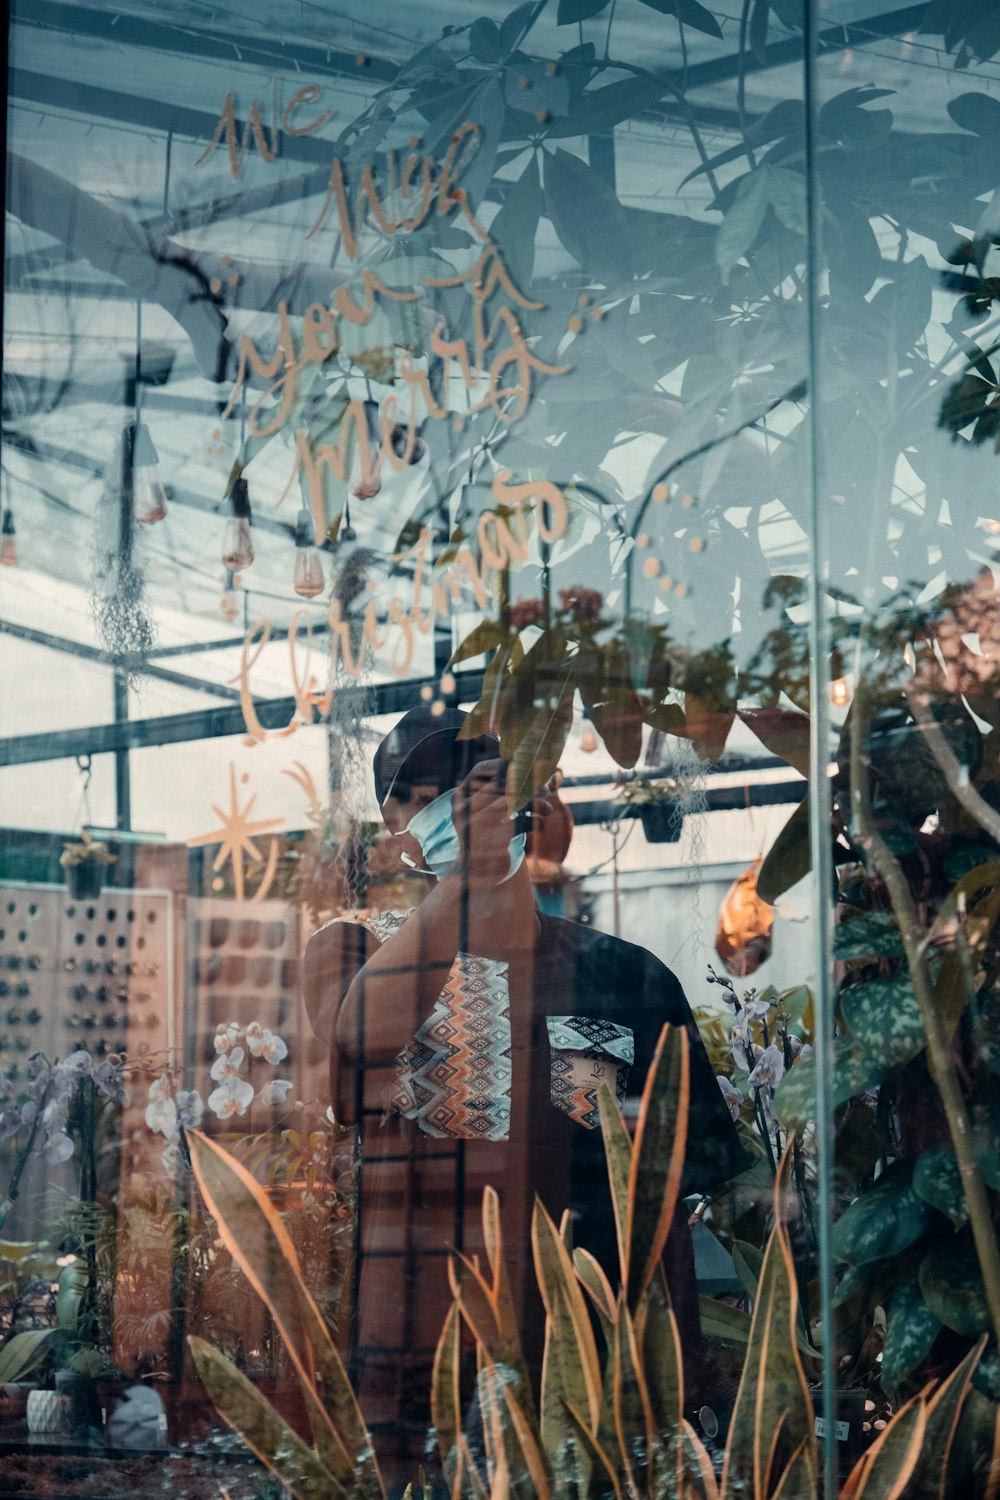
(373, 705), (500, 808)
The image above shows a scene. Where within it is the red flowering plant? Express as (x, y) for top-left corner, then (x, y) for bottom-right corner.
(449, 583), (732, 810)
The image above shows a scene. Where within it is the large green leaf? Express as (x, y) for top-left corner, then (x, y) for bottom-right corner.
(831, 1163), (934, 1266)
(487, 152), (541, 296)
(503, 60), (570, 117)
(0, 1327), (59, 1383)
(921, 1237), (992, 1337)
(757, 796), (811, 904)
(556, 0), (610, 22)
(716, 169), (770, 282)
(840, 974), (926, 1067)
(832, 910), (904, 960)
(544, 148), (631, 283)
(774, 1038), (882, 1129)
(880, 1278), (942, 1394)
(469, 16), (503, 63)
(913, 1147), (969, 1227)
(638, 0), (723, 39)
(736, 706), (811, 777)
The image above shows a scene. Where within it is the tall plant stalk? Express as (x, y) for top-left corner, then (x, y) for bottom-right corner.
(849, 664), (1000, 1347)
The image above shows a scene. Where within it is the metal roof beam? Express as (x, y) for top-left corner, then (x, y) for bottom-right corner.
(0, 620), (244, 702)
(0, 669), (486, 766)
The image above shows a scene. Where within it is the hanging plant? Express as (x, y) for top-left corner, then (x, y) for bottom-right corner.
(90, 424), (157, 688)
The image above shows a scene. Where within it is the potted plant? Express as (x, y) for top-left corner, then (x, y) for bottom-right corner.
(59, 832), (116, 898)
(616, 775), (682, 844)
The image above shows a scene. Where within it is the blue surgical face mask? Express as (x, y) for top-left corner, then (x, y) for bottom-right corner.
(398, 787), (526, 883)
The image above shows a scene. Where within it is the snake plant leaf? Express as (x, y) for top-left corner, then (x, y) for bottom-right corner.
(187, 1336), (347, 1500)
(641, 1273), (684, 1493)
(564, 1401), (625, 1500)
(913, 1147), (969, 1227)
(431, 1300), (483, 1500)
(880, 1278), (942, 1394)
(920, 1238), (992, 1337)
(681, 1420), (723, 1500)
(919, 1337), (988, 1495)
(597, 1080), (633, 1287)
(840, 974), (927, 1066)
(832, 1163), (934, 1266)
(185, 1129), (381, 1497)
(626, 1024), (689, 1309)
(572, 1247), (615, 1343)
(612, 1300), (660, 1498)
(496, 1379), (553, 1499)
(721, 1215), (816, 1497)
(483, 1186), (520, 1360)
(770, 1439), (818, 1500)
(842, 1389), (926, 1500)
(532, 1195), (601, 1488)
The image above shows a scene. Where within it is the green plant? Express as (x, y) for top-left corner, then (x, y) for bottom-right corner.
(180, 1024), (1000, 1498)
(58, 832), (116, 868)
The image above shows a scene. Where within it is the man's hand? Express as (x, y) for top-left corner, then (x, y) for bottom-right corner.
(449, 758), (519, 889)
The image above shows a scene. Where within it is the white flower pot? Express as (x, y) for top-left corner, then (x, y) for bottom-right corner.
(26, 1389), (71, 1433)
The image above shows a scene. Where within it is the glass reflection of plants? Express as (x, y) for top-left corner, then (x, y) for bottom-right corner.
(185, 1026), (1000, 1498)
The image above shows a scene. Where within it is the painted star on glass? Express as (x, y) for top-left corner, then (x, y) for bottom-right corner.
(187, 765), (282, 901)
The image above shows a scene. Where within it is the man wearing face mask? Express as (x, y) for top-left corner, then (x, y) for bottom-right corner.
(303, 706), (748, 1486)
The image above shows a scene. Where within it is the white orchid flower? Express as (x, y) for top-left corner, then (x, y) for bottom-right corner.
(256, 1029), (288, 1065)
(210, 1046), (246, 1083)
(748, 1043), (786, 1094)
(175, 1090), (204, 1129)
(214, 1021), (241, 1055)
(258, 1079), (293, 1106)
(43, 1131), (75, 1164)
(716, 1075), (744, 1121)
(145, 1094), (178, 1138)
(244, 1021), (265, 1051)
(207, 1076), (254, 1120)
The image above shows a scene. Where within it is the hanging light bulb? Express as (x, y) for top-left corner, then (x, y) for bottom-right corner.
(389, 420), (427, 466)
(830, 677), (850, 708)
(580, 727), (598, 754)
(349, 400), (383, 500)
(0, 510), (17, 567)
(219, 569), (239, 622)
(129, 422), (168, 524)
(221, 477), (254, 569)
(338, 497), (357, 545)
(293, 509), (325, 598)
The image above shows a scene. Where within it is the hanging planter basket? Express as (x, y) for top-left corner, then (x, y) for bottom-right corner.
(60, 832), (116, 898)
(65, 858), (108, 899)
(639, 803), (682, 844)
